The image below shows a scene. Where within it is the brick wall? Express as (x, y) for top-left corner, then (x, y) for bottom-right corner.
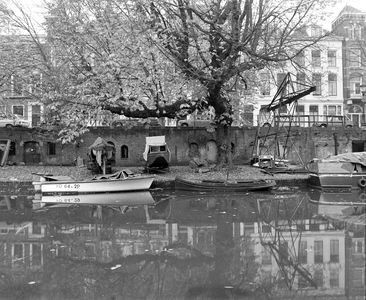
(0, 126), (365, 167)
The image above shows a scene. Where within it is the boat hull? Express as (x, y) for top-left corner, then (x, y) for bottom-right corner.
(308, 172), (366, 190)
(307, 160), (366, 190)
(175, 177), (276, 192)
(34, 176), (155, 195)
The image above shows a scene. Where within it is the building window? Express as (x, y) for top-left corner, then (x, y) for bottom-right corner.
(0, 105), (5, 114)
(330, 269), (339, 287)
(309, 105), (319, 123)
(121, 145), (128, 159)
(314, 241), (323, 263)
(352, 240), (364, 253)
(13, 244), (24, 264)
(350, 49), (361, 67)
(32, 104), (41, 127)
(277, 73), (287, 88)
(32, 222), (42, 234)
(244, 224), (254, 234)
(314, 269), (323, 288)
(28, 72), (42, 95)
(327, 50), (336, 67)
(298, 273), (309, 288)
(12, 75), (24, 96)
(279, 105), (287, 114)
(295, 51), (305, 67)
(311, 50), (321, 67)
(31, 244), (42, 266)
(296, 72), (306, 90)
(12, 106), (24, 116)
(328, 73), (337, 96)
(312, 73), (322, 95)
(47, 142), (56, 156)
(299, 241), (307, 264)
(261, 246), (272, 265)
(350, 25), (362, 40)
(330, 240), (339, 262)
(325, 105), (341, 115)
(296, 105), (305, 115)
(259, 72), (270, 95)
(350, 76), (361, 95)
(279, 241), (288, 264)
(353, 269), (364, 287)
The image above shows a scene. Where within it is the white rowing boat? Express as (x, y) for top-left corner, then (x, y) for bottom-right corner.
(33, 169), (154, 196)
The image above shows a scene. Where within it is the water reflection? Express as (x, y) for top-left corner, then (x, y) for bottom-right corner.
(0, 188), (364, 299)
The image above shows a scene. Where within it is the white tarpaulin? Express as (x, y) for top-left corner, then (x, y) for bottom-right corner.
(143, 136), (166, 161)
(323, 152), (366, 167)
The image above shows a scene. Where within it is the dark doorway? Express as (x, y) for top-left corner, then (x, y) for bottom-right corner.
(24, 141), (41, 165)
(352, 140), (365, 152)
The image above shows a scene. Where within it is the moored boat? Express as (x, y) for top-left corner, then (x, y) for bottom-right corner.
(175, 176), (276, 192)
(33, 169), (154, 196)
(307, 152), (366, 190)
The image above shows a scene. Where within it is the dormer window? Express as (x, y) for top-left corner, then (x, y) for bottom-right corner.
(311, 26), (322, 37)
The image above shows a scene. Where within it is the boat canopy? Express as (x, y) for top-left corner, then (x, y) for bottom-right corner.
(322, 152), (366, 167)
(88, 137), (115, 169)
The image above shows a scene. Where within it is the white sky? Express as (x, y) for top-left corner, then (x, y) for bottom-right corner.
(14, 0), (366, 31)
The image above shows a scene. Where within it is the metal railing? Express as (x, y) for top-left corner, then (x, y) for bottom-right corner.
(259, 114), (355, 128)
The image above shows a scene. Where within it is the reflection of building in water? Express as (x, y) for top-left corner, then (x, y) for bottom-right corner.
(345, 223), (365, 299)
(0, 194), (363, 298)
(253, 222), (346, 294)
(251, 195), (364, 298)
(158, 195), (364, 298)
(0, 221), (47, 270)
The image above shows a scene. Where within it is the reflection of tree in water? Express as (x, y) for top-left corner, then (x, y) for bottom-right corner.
(0, 199), (268, 300)
(42, 204), (263, 299)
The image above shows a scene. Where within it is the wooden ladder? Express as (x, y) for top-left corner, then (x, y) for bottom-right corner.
(0, 139), (11, 167)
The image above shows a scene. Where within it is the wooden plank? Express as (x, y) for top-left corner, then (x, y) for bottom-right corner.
(0, 139), (11, 167)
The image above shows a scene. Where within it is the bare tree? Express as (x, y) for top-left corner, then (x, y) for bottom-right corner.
(131, 0), (337, 166)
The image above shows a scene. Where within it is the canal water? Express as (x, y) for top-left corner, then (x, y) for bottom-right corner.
(0, 185), (365, 300)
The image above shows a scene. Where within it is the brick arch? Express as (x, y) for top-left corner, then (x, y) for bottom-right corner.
(206, 140), (218, 163)
(188, 142), (199, 158)
(23, 141), (41, 165)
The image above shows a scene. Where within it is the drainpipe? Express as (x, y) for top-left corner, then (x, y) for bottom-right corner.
(333, 133), (338, 155)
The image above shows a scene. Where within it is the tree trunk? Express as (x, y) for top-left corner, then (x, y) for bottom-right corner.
(207, 84), (235, 168)
(216, 123), (234, 168)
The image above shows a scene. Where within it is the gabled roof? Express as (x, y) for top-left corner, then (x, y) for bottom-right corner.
(332, 5), (365, 27)
(338, 5), (362, 17)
